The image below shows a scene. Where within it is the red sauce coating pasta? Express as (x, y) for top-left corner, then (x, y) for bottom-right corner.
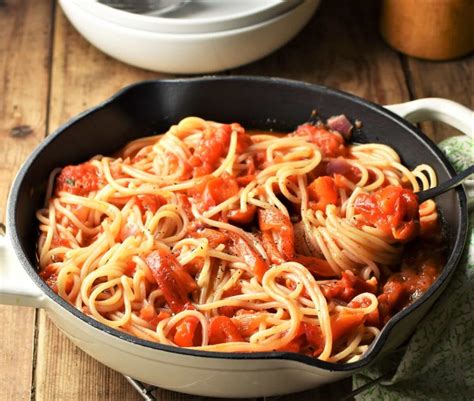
(37, 116), (444, 362)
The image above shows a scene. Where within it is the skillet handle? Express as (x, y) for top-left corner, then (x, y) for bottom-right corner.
(385, 98), (474, 208)
(0, 228), (47, 308)
(385, 98), (473, 137)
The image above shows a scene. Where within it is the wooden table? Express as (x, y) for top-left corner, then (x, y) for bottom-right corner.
(0, 1), (471, 400)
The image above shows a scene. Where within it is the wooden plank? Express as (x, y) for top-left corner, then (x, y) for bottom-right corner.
(0, 1), (54, 401)
(403, 55), (473, 143)
(230, 0), (411, 106)
(35, 311), (143, 401)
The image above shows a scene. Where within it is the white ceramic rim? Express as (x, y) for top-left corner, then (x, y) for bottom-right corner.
(73, 0), (304, 34)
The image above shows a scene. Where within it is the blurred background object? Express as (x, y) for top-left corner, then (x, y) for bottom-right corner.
(59, 0), (316, 73)
(380, 0), (474, 60)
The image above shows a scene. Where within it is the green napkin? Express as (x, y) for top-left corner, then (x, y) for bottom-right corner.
(353, 135), (474, 401)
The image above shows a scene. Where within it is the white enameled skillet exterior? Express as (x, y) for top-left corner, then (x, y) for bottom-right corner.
(1, 79), (472, 398)
(58, 0), (320, 74)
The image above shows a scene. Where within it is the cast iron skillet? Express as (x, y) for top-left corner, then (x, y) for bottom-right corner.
(7, 76), (468, 372)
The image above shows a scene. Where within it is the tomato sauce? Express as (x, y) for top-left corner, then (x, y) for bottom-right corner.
(378, 240), (444, 324)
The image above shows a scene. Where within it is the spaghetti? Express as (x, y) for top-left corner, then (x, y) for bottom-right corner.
(37, 116), (444, 362)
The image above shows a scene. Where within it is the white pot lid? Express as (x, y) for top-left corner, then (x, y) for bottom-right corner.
(79, 0), (303, 34)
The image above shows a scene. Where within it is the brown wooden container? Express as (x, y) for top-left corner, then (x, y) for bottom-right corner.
(380, 0), (474, 60)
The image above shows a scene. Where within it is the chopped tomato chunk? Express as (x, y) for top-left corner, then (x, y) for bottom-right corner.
(139, 308), (171, 330)
(139, 303), (156, 322)
(226, 205), (257, 225)
(189, 123), (251, 177)
(354, 185), (419, 240)
(146, 249), (196, 313)
(135, 194), (167, 214)
(208, 316), (243, 344)
(174, 316), (200, 347)
(320, 271), (377, 303)
(195, 173), (240, 211)
(308, 176), (339, 211)
(293, 124), (347, 157)
(55, 162), (101, 196)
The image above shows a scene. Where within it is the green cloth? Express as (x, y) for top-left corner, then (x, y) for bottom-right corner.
(353, 135), (474, 401)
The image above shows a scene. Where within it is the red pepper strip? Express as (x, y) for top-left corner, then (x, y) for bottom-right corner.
(146, 249), (196, 313)
(227, 231), (269, 282)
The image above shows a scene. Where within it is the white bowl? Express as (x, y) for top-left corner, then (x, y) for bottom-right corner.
(58, 0), (320, 74)
(73, 0), (304, 34)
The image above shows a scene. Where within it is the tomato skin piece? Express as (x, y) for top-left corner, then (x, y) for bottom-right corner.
(308, 176), (339, 212)
(174, 316), (200, 347)
(293, 124), (347, 158)
(258, 208), (295, 261)
(208, 316), (243, 344)
(55, 162), (101, 196)
(354, 185), (419, 241)
(227, 231), (269, 282)
(146, 249), (196, 313)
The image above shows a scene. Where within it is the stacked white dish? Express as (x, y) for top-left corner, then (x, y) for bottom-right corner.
(59, 0), (321, 74)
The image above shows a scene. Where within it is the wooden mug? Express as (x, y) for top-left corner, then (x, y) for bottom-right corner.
(380, 0), (474, 60)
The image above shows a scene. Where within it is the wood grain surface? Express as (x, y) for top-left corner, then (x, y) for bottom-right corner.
(0, 1), (53, 401)
(1, 0), (472, 400)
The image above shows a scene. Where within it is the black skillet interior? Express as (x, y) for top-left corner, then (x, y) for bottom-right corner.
(9, 76), (467, 370)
